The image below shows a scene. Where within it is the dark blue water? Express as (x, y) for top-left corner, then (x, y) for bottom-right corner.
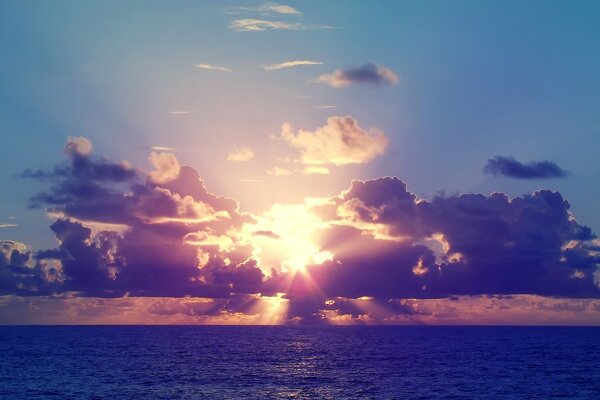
(1, 326), (599, 399)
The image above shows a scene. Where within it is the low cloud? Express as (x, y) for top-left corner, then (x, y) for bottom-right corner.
(484, 156), (568, 179)
(4, 137), (599, 324)
(317, 62), (399, 87)
(263, 60), (323, 71)
(281, 115), (388, 166)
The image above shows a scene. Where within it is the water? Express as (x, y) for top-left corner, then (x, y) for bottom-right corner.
(1, 326), (599, 399)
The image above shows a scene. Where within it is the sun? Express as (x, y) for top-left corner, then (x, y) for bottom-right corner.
(248, 203), (334, 275)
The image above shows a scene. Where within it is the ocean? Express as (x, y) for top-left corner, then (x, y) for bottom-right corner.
(1, 326), (599, 399)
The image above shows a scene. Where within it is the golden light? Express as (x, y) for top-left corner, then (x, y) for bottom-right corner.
(246, 202), (334, 275)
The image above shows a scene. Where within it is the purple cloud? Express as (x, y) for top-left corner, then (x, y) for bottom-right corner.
(3, 138), (599, 324)
(484, 156), (568, 179)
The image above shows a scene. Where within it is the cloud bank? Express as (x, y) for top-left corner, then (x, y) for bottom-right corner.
(3, 138), (599, 324)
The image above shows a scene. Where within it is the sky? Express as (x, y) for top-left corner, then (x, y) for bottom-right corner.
(1, 0), (600, 325)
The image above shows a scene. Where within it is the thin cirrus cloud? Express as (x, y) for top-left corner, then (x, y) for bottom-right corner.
(484, 156), (568, 179)
(227, 147), (255, 162)
(4, 137), (599, 324)
(225, 3), (302, 15)
(317, 62), (399, 87)
(0, 224), (18, 228)
(281, 115), (389, 166)
(229, 19), (304, 31)
(229, 19), (333, 32)
(194, 63), (232, 72)
(151, 145), (176, 152)
(263, 60), (323, 71)
(168, 111), (191, 115)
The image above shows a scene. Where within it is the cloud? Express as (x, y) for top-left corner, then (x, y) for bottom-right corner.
(64, 136), (93, 156)
(316, 105), (337, 110)
(7, 137), (600, 324)
(148, 151), (180, 183)
(0, 224), (18, 228)
(263, 60), (323, 71)
(303, 166), (330, 175)
(267, 167), (294, 176)
(259, 2), (301, 15)
(281, 115), (388, 166)
(227, 147), (254, 162)
(230, 19), (304, 31)
(168, 111), (191, 115)
(317, 62), (399, 87)
(225, 3), (302, 16)
(303, 177), (600, 301)
(484, 156), (568, 179)
(194, 63), (232, 72)
(151, 145), (176, 151)
(18, 137), (257, 298)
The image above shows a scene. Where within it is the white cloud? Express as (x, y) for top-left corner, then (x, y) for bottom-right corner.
(263, 60), (323, 71)
(230, 19), (303, 31)
(148, 152), (180, 183)
(259, 3), (301, 15)
(227, 147), (255, 162)
(0, 224), (18, 228)
(64, 136), (93, 156)
(151, 146), (176, 151)
(194, 63), (232, 72)
(230, 19), (333, 32)
(225, 3), (302, 16)
(267, 167), (294, 176)
(303, 166), (330, 175)
(169, 111), (191, 115)
(316, 105), (337, 109)
(281, 115), (388, 166)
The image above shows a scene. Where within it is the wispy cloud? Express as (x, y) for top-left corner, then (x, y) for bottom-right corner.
(230, 19), (333, 32)
(263, 60), (323, 71)
(267, 167), (294, 176)
(317, 62), (399, 88)
(169, 111), (191, 115)
(151, 146), (176, 152)
(0, 224), (18, 228)
(227, 147), (255, 162)
(303, 166), (329, 175)
(316, 105), (337, 110)
(225, 3), (302, 15)
(194, 63), (232, 72)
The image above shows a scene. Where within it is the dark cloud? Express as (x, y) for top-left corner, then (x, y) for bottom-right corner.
(302, 177), (599, 302)
(317, 62), (399, 87)
(3, 139), (599, 324)
(16, 139), (260, 298)
(484, 156), (567, 179)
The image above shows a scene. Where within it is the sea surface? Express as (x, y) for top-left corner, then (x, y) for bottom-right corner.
(1, 326), (599, 399)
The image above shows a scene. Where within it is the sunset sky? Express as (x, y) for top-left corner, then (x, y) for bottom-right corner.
(1, 0), (600, 324)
